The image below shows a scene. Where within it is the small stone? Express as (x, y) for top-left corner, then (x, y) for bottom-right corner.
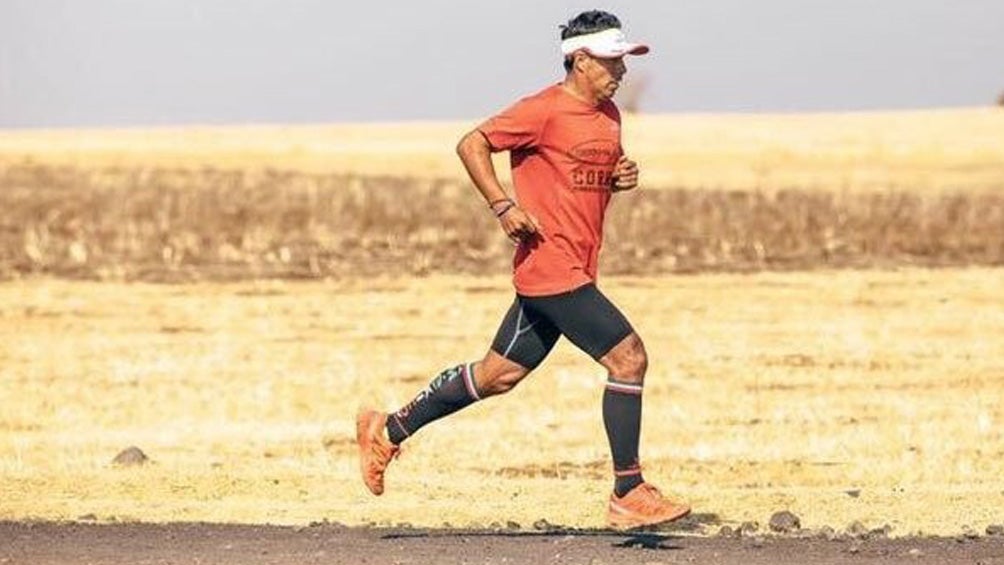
(846, 520), (869, 538)
(844, 489), (861, 498)
(308, 519), (346, 529)
(908, 548), (923, 557)
(717, 525), (734, 537)
(505, 521), (521, 530)
(768, 511), (801, 534)
(533, 519), (556, 531)
(986, 524), (1004, 536)
(739, 521), (759, 536)
(816, 525), (836, 540)
(77, 513), (97, 522)
(847, 541), (862, 554)
(962, 525), (980, 539)
(869, 524), (892, 538)
(112, 446), (148, 467)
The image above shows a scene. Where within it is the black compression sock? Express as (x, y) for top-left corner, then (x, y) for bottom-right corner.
(603, 377), (645, 497)
(386, 363), (481, 445)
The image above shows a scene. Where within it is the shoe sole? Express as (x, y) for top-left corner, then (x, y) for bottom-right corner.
(355, 410), (385, 496)
(608, 505), (692, 531)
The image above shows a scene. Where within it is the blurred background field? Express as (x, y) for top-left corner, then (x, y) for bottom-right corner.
(1, 109), (1003, 535)
(3, 108), (1003, 192)
(2, 109), (1004, 282)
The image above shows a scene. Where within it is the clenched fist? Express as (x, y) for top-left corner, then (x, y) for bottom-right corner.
(611, 155), (639, 192)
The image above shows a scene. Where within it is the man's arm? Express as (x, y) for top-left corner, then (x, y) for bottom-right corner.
(456, 130), (542, 243)
(456, 130), (510, 206)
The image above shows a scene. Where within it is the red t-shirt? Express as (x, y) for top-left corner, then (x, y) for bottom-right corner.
(478, 84), (623, 296)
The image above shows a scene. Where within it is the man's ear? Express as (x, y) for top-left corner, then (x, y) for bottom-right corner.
(572, 51), (590, 73)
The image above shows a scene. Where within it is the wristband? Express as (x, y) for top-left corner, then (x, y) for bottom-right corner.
(494, 202), (516, 218)
(489, 197), (514, 214)
(488, 197), (513, 213)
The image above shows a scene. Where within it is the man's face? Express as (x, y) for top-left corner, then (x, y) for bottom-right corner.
(580, 53), (627, 101)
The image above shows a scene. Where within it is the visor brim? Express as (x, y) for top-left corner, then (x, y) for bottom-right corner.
(581, 43), (650, 59)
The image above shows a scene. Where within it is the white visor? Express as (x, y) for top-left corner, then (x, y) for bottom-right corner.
(560, 28), (650, 59)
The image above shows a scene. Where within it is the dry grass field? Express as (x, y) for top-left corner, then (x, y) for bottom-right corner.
(1, 108), (1003, 537)
(1, 270), (1002, 535)
(2, 108), (1003, 282)
(1, 164), (1002, 282)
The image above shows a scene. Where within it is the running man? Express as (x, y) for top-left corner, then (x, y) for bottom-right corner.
(356, 10), (690, 530)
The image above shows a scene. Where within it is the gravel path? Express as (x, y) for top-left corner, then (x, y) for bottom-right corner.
(3, 522), (1004, 565)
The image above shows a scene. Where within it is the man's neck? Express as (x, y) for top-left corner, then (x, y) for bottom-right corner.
(562, 75), (601, 106)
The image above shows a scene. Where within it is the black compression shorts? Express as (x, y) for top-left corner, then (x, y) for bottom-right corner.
(489, 283), (634, 369)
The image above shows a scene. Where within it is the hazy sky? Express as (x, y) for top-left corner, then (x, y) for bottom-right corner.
(2, 0), (1003, 128)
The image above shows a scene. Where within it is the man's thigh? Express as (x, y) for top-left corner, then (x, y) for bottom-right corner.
(521, 283), (634, 361)
(489, 298), (562, 370)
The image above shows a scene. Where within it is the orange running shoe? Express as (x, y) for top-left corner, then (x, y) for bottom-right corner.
(607, 483), (691, 530)
(355, 409), (400, 496)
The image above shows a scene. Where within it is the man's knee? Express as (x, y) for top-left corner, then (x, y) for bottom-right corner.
(601, 333), (648, 383)
(473, 351), (531, 397)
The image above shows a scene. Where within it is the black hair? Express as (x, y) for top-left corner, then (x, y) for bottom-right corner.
(560, 10), (622, 72)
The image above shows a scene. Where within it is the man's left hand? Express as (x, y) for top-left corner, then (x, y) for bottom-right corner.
(612, 155), (639, 192)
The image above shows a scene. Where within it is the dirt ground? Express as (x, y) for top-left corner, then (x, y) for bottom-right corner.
(3, 521), (1004, 565)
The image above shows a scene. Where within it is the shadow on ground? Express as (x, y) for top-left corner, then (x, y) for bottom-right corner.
(380, 512), (721, 551)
